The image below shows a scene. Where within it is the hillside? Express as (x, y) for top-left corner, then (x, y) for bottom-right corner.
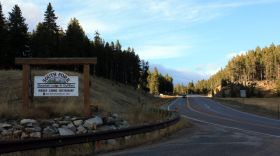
(213, 80), (277, 98)
(195, 43), (280, 97)
(0, 70), (169, 124)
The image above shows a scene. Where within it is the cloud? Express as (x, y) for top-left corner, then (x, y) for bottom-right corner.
(1, 0), (43, 30)
(226, 51), (247, 59)
(195, 64), (221, 76)
(142, 0), (278, 24)
(2, 0), (277, 34)
(137, 45), (190, 60)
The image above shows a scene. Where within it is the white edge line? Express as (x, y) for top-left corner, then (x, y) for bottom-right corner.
(181, 115), (280, 138)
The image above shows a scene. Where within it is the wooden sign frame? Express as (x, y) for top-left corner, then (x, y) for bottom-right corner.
(15, 58), (97, 117)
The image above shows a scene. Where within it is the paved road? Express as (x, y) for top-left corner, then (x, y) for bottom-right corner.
(173, 95), (280, 137)
(101, 95), (280, 156)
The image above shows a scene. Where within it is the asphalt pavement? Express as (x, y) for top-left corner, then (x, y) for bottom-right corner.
(101, 95), (280, 156)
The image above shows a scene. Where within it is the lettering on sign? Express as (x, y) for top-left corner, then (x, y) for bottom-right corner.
(34, 71), (78, 96)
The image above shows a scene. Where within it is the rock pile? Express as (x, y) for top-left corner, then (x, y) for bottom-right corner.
(0, 113), (129, 140)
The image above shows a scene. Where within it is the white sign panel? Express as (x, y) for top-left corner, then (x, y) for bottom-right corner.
(34, 71), (78, 96)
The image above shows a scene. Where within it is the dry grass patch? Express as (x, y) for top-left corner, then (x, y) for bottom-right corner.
(213, 97), (280, 119)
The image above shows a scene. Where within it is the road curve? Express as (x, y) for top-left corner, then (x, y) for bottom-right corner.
(172, 95), (280, 137)
(101, 96), (280, 156)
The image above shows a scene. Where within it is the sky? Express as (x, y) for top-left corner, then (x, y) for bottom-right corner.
(1, 0), (280, 84)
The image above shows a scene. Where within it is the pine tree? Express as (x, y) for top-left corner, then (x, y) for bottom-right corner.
(43, 3), (58, 32)
(64, 18), (87, 57)
(115, 40), (122, 52)
(8, 5), (29, 67)
(93, 31), (102, 46)
(0, 3), (8, 68)
(148, 67), (159, 94)
(139, 60), (149, 92)
(187, 82), (194, 94)
(31, 3), (59, 57)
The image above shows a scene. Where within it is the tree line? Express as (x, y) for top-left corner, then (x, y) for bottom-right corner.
(0, 3), (151, 89)
(194, 43), (280, 95)
(147, 67), (174, 95)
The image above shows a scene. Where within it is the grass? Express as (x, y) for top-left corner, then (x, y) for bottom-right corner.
(213, 97), (280, 119)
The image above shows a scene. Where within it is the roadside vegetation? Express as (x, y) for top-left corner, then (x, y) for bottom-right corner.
(213, 97), (280, 119)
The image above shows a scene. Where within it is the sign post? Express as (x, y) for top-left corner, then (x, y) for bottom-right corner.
(15, 58), (97, 117)
(22, 64), (30, 112)
(84, 64), (90, 116)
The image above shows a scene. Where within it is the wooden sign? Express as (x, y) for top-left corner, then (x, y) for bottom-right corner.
(15, 58), (97, 117)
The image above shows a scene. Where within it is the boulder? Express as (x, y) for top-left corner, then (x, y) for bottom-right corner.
(67, 123), (76, 132)
(1, 129), (13, 136)
(52, 123), (59, 128)
(20, 119), (38, 125)
(25, 127), (41, 133)
(64, 116), (71, 121)
(76, 125), (87, 134)
(83, 116), (103, 130)
(43, 126), (58, 138)
(43, 126), (58, 134)
(73, 120), (83, 126)
(71, 117), (78, 121)
(102, 116), (117, 125)
(30, 132), (41, 138)
(58, 120), (70, 125)
(21, 132), (29, 139)
(116, 121), (129, 129)
(13, 124), (23, 130)
(0, 123), (12, 129)
(112, 113), (119, 119)
(13, 130), (22, 138)
(58, 128), (74, 136)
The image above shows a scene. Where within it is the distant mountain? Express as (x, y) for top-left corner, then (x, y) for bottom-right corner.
(150, 64), (206, 85)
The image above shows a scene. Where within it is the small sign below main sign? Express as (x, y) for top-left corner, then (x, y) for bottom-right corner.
(34, 71), (78, 96)
(240, 90), (246, 98)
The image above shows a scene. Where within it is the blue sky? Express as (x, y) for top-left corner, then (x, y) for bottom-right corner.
(2, 0), (280, 84)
